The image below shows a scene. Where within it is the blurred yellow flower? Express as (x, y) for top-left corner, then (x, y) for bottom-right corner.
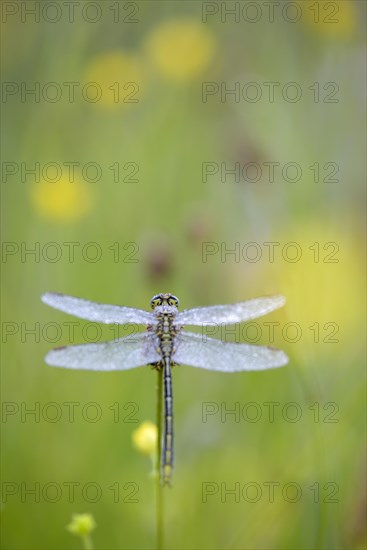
(274, 221), (364, 363)
(83, 50), (142, 107)
(66, 513), (96, 536)
(146, 19), (216, 81)
(303, 1), (356, 37)
(132, 421), (157, 456)
(30, 175), (93, 222)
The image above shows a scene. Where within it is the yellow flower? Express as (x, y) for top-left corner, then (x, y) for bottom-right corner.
(30, 175), (93, 222)
(273, 221), (364, 363)
(146, 19), (216, 81)
(66, 513), (96, 536)
(303, 1), (356, 37)
(132, 421), (157, 456)
(83, 50), (142, 107)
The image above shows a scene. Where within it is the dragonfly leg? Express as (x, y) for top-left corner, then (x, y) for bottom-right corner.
(149, 361), (164, 371)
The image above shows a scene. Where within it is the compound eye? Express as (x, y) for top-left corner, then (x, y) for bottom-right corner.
(150, 296), (161, 309)
(168, 296), (179, 307)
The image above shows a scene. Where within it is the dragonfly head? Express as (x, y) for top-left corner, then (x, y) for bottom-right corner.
(150, 293), (180, 310)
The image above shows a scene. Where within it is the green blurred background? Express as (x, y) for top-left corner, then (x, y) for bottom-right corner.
(1, 1), (366, 549)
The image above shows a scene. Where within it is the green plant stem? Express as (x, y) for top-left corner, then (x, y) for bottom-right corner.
(156, 368), (164, 550)
(82, 535), (94, 550)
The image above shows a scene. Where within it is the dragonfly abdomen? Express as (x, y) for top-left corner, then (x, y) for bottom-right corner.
(155, 312), (176, 486)
(162, 358), (174, 485)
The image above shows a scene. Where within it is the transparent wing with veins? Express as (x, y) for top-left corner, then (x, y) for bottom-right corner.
(173, 332), (288, 371)
(176, 296), (285, 326)
(41, 292), (155, 325)
(45, 332), (161, 371)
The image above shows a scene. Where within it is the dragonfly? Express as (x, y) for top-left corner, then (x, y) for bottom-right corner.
(41, 291), (288, 485)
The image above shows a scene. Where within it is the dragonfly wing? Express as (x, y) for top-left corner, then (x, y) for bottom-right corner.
(176, 296), (286, 326)
(45, 332), (161, 371)
(42, 292), (154, 325)
(173, 332), (288, 371)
